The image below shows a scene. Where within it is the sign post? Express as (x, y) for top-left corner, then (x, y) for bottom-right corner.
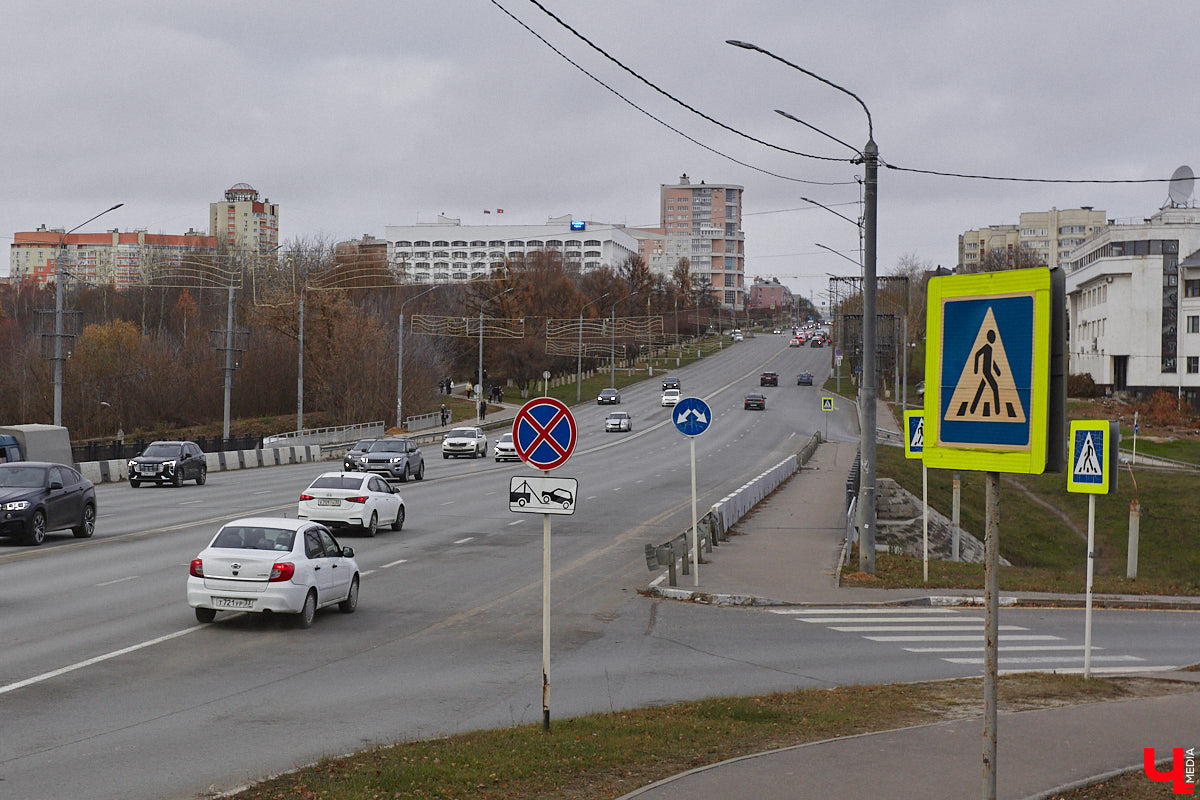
(672, 397), (712, 586)
(821, 396), (834, 440)
(511, 397), (578, 731)
(903, 410), (926, 581)
(1067, 419), (1119, 679)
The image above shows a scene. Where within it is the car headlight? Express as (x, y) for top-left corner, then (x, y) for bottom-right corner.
(4, 500), (30, 511)
(127, 460), (136, 469)
(390, 456), (403, 463)
(163, 460), (176, 471)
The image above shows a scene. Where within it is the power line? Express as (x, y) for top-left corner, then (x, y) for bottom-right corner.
(882, 160), (1183, 185)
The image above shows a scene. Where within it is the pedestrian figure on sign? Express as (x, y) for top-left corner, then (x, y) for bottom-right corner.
(1081, 435), (1098, 473)
(969, 329), (1002, 417)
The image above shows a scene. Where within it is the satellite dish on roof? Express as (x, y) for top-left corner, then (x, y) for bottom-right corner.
(1167, 165), (1194, 208)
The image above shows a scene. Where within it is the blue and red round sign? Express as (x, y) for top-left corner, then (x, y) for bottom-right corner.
(512, 397), (577, 470)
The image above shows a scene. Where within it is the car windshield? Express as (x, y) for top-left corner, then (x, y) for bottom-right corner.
(0, 465), (46, 488)
(448, 428), (477, 438)
(499, 433), (513, 442)
(352, 439), (374, 450)
(367, 439), (406, 452)
(142, 443), (181, 458)
(211, 526), (296, 551)
(309, 476), (365, 490)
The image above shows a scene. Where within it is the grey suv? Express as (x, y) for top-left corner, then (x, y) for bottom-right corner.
(361, 438), (425, 482)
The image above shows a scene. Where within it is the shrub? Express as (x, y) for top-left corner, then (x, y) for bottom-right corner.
(1067, 372), (1098, 398)
(1136, 389), (1199, 428)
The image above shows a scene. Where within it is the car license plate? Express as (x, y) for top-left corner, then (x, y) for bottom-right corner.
(212, 597), (254, 609)
(317, 498), (340, 506)
(139, 465), (157, 474)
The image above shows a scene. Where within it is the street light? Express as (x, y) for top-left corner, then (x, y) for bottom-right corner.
(576, 292), (609, 402)
(397, 283), (440, 428)
(54, 203), (124, 426)
(479, 287), (513, 414)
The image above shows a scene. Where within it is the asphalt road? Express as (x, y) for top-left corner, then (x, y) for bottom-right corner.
(0, 335), (1192, 800)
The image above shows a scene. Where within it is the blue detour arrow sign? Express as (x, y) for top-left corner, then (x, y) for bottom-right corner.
(672, 397), (711, 437)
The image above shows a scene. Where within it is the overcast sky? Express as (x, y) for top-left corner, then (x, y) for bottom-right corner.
(4, 1), (1196, 303)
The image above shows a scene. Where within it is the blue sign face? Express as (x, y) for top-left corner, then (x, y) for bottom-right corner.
(908, 415), (924, 454)
(1071, 428), (1105, 485)
(512, 398), (577, 470)
(672, 397), (711, 437)
(570, 220), (586, 231)
(938, 294), (1034, 450)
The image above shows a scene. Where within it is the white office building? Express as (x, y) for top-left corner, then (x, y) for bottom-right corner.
(1065, 206), (1200, 407)
(383, 214), (638, 283)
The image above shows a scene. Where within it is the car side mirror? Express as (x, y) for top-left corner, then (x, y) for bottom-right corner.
(49, 479), (63, 490)
(341, 546), (355, 558)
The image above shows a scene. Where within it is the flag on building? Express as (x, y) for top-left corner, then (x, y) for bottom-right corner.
(483, 210), (490, 214)
(497, 209), (504, 214)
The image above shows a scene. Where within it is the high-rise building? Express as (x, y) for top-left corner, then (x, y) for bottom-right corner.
(9, 226), (217, 287)
(632, 174), (745, 310)
(959, 207), (1107, 270)
(209, 182), (279, 253)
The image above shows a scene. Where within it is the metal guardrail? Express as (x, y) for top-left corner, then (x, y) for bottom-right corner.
(645, 433), (821, 587)
(1117, 447), (1200, 470)
(264, 420), (385, 448)
(405, 410), (450, 432)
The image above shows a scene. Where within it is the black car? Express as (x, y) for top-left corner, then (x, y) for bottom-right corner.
(342, 437), (377, 471)
(809, 337), (825, 347)
(760, 371), (779, 386)
(662, 376), (681, 390)
(744, 392), (767, 410)
(0, 462), (97, 546)
(797, 371), (814, 386)
(597, 388), (621, 405)
(128, 440), (207, 487)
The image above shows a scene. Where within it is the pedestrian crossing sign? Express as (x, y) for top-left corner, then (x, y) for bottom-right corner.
(904, 410), (924, 459)
(821, 396), (834, 412)
(1067, 420), (1117, 494)
(922, 267), (1054, 474)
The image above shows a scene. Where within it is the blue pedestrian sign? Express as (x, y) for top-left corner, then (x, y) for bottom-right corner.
(513, 397), (577, 470)
(672, 397), (711, 437)
(904, 410), (924, 460)
(1067, 420), (1117, 494)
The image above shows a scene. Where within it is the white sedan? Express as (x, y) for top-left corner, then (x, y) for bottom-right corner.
(661, 388), (682, 407)
(494, 432), (519, 462)
(297, 471), (404, 537)
(187, 517), (360, 628)
(442, 426), (488, 458)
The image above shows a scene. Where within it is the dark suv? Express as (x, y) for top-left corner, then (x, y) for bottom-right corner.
(759, 372), (779, 386)
(342, 438), (377, 471)
(662, 376), (681, 390)
(361, 437), (425, 482)
(128, 440), (207, 487)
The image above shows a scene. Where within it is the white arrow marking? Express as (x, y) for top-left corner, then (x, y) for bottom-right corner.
(677, 409), (708, 424)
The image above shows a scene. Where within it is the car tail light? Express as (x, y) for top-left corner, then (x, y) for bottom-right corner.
(269, 562), (295, 582)
(344, 495), (367, 504)
(190, 558), (204, 577)
(299, 493), (315, 501)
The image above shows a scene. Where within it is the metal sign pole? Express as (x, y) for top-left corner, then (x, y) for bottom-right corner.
(542, 473), (551, 731)
(983, 471), (999, 800)
(1084, 493), (1096, 679)
(922, 462), (929, 583)
(690, 436), (699, 586)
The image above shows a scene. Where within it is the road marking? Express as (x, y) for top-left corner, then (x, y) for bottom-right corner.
(508, 520), (523, 526)
(905, 645), (1097, 653)
(797, 616), (984, 624)
(0, 626), (202, 696)
(864, 634), (1062, 642)
(454, 537), (474, 544)
(587, 496), (598, 500)
(360, 570), (376, 576)
(440, 501), (455, 506)
(944, 654), (1145, 665)
(380, 558), (408, 568)
(253, 490), (272, 495)
(831, 625), (1027, 633)
(179, 499), (204, 506)
(96, 575), (139, 587)
(772, 608), (959, 615)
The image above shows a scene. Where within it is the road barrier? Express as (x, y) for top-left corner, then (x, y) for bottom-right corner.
(645, 433), (822, 587)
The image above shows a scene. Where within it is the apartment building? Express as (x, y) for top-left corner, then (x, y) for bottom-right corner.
(383, 214), (638, 283)
(633, 174), (745, 310)
(9, 226), (217, 287)
(959, 207), (1107, 270)
(748, 277), (793, 313)
(209, 182), (279, 253)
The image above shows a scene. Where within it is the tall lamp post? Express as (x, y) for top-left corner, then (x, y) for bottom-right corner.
(478, 287), (513, 413)
(576, 292), (609, 402)
(397, 284), (440, 429)
(53, 203), (124, 426)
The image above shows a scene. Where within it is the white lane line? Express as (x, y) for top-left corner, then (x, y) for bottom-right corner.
(253, 490), (272, 495)
(905, 645), (1098, 653)
(772, 608), (959, 615)
(179, 500), (204, 506)
(508, 520), (523, 526)
(865, 634), (1063, 642)
(454, 537), (474, 544)
(0, 627), (202, 696)
(945, 655), (1146, 666)
(587, 496), (598, 500)
(440, 501), (455, 506)
(831, 625), (1028, 633)
(96, 576), (139, 587)
(380, 558), (408, 568)
(360, 570), (376, 576)
(798, 617), (985, 624)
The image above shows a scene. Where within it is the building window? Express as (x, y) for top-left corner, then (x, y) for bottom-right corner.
(1186, 279), (1200, 298)
(724, 290), (737, 305)
(1189, 316), (1200, 334)
(1190, 357), (1200, 374)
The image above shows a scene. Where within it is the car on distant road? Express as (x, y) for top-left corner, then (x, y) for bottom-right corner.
(442, 426), (487, 459)
(789, 336), (802, 347)
(362, 437), (425, 482)
(128, 440), (207, 487)
(661, 376), (680, 390)
(597, 388), (621, 404)
(494, 432), (519, 462)
(0, 462), (96, 546)
(743, 392), (767, 410)
(661, 388), (682, 407)
(187, 517), (359, 628)
(731, 331), (744, 342)
(796, 371), (814, 386)
(297, 471), (404, 537)
(760, 371), (779, 387)
(810, 336), (825, 347)
(605, 411), (632, 432)
(772, 328), (782, 335)
(342, 438), (377, 471)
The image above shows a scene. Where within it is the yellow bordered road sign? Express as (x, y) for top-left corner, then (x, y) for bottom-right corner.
(821, 396), (834, 412)
(923, 267), (1053, 474)
(1067, 420), (1117, 494)
(904, 410), (924, 459)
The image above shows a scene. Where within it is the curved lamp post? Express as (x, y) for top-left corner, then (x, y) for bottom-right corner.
(576, 292), (609, 402)
(396, 283), (440, 428)
(54, 203), (123, 426)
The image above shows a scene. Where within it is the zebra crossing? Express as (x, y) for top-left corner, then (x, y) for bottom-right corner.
(769, 607), (1180, 675)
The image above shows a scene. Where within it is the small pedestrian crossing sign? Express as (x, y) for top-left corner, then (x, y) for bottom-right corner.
(821, 397), (834, 412)
(904, 410), (924, 460)
(1067, 420), (1117, 494)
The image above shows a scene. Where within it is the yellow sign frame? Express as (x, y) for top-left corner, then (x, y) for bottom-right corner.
(903, 410), (924, 460)
(1066, 420), (1111, 494)
(923, 267), (1052, 474)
